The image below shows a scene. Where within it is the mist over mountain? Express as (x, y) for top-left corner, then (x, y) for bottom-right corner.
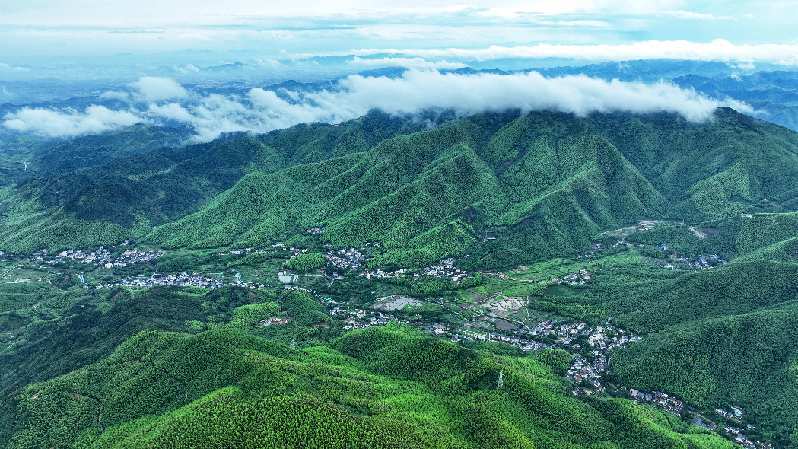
(2, 69), (751, 142)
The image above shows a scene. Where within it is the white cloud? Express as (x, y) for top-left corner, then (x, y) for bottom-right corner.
(0, 62), (30, 72)
(0, 0), (687, 27)
(350, 57), (466, 70)
(3, 105), (143, 137)
(148, 102), (194, 122)
(149, 71), (754, 141)
(351, 39), (798, 65)
(660, 10), (732, 21)
(130, 76), (188, 102)
(307, 71), (749, 123)
(473, 0), (685, 18)
(2, 70), (750, 141)
(99, 90), (132, 101)
(173, 64), (201, 74)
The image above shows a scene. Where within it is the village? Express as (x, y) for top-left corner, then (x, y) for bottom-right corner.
(580, 220), (728, 271)
(101, 272), (225, 290)
(0, 239), (774, 449)
(26, 245), (165, 268)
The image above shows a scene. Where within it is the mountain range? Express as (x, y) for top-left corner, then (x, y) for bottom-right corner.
(2, 95), (798, 447)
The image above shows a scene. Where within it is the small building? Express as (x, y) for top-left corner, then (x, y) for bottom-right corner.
(277, 271), (298, 285)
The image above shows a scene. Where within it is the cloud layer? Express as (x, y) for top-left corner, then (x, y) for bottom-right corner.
(3, 105), (143, 137)
(130, 76), (188, 102)
(3, 71), (749, 141)
(352, 40), (798, 66)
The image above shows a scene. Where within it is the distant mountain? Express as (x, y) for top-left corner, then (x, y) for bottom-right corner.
(535, 59), (742, 82)
(150, 108), (798, 268)
(4, 107), (798, 270)
(0, 111), (445, 252)
(675, 71), (798, 131)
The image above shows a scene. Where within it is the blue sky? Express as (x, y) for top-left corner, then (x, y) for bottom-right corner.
(2, 1), (792, 138)
(1, 0), (797, 80)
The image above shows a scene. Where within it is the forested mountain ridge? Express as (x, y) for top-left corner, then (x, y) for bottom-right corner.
(0, 111), (441, 252)
(147, 107), (798, 268)
(3, 107), (797, 266)
(3, 107), (798, 448)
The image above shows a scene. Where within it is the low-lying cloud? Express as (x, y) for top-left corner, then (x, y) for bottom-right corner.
(351, 39), (798, 66)
(3, 105), (143, 137)
(350, 57), (466, 70)
(3, 71), (750, 141)
(129, 76), (188, 102)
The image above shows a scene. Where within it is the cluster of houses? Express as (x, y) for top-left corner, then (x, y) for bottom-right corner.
(691, 254), (725, 269)
(575, 219), (729, 273)
(529, 321), (639, 349)
(362, 258), (469, 283)
(331, 306), (398, 330)
(416, 258), (468, 282)
(272, 242), (473, 286)
(568, 355), (604, 395)
(626, 391), (771, 449)
(277, 271), (299, 285)
(106, 249), (164, 268)
(722, 425), (772, 449)
(259, 316), (291, 327)
(628, 389), (685, 414)
(327, 290), (643, 398)
(315, 286), (775, 449)
(325, 248), (365, 271)
(32, 247), (163, 268)
(532, 322), (642, 396)
(660, 254), (726, 270)
(372, 295), (423, 312)
(101, 272), (223, 289)
(487, 295), (526, 316)
(218, 247), (255, 256)
(451, 327), (548, 351)
(716, 406), (745, 421)
(710, 406), (772, 449)
(553, 269), (592, 286)
(363, 267), (408, 280)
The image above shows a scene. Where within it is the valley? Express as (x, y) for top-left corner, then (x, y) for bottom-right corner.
(1, 107), (798, 448)
(0, 212), (788, 449)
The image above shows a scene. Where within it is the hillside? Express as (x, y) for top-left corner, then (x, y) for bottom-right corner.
(0, 111), (437, 252)
(3, 107), (798, 448)
(147, 108), (798, 268)
(7, 317), (738, 449)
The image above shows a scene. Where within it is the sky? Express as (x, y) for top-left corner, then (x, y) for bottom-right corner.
(3, 72), (749, 141)
(1, 0), (795, 140)
(1, 0), (797, 73)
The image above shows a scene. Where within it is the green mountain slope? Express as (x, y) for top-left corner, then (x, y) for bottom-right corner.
(4, 107), (798, 448)
(8, 322), (736, 449)
(528, 252), (798, 446)
(0, 111), (433, 251)
(150, 108), (798, 269)
(612, 302), (798, 446)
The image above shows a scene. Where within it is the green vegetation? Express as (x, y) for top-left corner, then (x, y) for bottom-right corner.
(146, 109), (798, 269)
(7, 324), (735, 449)
(612, 303), (798, 445)
(283, 252), (326, 272)
(4, 107), (798, 448)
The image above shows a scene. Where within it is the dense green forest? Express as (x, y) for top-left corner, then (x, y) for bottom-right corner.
(2, 107), (798, 448)
(143, 108), (798, 270)
(4, 108), (798, 265)
(6, 319), (739, 449)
